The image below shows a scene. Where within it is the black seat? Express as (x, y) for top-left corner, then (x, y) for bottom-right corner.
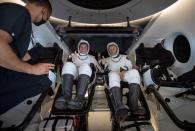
(50, 64), (97, 131)
(51, 63), (97, 115)
(0, 87), (53, 131)
(136, 43), (195, 131)
(104, 76), (151, 130)
(0, 44), (62, 130)
(135, 43), (195, 97)
(135, 43), (175, 69)
(105, 81), (150, 116)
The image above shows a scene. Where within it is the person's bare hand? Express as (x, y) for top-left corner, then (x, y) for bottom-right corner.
(30, 63), (55, 75)
(71, 51), (78, 62)
(119, 71), (125, 80)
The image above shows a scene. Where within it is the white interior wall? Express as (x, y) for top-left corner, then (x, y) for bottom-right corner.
(135, 0), (195, 76)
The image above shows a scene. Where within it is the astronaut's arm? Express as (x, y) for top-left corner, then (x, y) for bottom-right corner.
(124, 56), (132, 70)
(67, 51), (78, 62)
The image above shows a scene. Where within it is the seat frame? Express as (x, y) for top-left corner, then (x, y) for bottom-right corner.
(104, 78), (151, 131)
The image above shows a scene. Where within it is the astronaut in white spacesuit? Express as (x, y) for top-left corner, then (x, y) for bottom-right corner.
(55, 39), (101, 110)
(101, 42), (142, 121)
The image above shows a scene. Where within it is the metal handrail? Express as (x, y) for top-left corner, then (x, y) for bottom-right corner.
(146, 84), (195, 131)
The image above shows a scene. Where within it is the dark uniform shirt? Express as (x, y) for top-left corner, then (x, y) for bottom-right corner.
(0, 3), (51, 115)
(0, 2), (31, 59)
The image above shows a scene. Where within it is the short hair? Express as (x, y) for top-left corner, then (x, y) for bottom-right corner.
(79, 42), (89, 49)
(27, 0), (52, 15)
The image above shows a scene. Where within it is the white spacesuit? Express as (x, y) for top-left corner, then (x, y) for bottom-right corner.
(55, 39), (101, 110)
(102, 42), (142, 121)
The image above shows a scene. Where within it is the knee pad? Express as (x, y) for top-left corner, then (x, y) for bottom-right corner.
(124, 69), (140, 84)
(62, 62), (77, 77)
(78, 63), (92, 77)
(108, 72), (120, 88)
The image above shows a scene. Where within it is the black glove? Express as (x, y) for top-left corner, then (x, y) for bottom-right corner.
(120, 66), (128, 72)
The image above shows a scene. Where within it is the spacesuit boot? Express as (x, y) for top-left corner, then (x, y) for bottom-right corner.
(110, 87), (128, 122)
(68, 74), (90, 110)
(128, 83), (145, 115)
(55, 74), (74, 110)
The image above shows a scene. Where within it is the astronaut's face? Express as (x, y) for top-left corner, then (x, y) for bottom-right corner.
(79, 43), (88, 54)
(108, 45), (118, 56)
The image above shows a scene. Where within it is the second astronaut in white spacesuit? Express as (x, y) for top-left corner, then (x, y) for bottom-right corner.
(101, 42), (142, 121)
(55, 39), (101, 110)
